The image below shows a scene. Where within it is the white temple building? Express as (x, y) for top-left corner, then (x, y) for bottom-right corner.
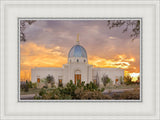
(31, 35), (124, 86)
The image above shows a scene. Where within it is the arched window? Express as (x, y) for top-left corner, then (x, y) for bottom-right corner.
(77, 59), (79, 62)
(84, 60), (86, 63)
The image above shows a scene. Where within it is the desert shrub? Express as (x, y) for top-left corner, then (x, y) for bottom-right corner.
(32, 83), (37, 88)
(124, 75), (137, 85)
(58, 82), (63, 87)
(24, 84), (29, 92)
(39, 88), (47, 96)
(21, 82), (30, 92)
(101, 75), (111, 86)
(28, 81), (33, 88)
(80, 91), (111, 100)
(84, 82), (98, 91)
(51, 83), (56, 88)
(120, 76), (123, 84)
(119, 89), (140, 99)
(43, 86), (48, 89)
(20, 84), (25, 91)
(135, 76), (140, 85)
(36, 80), (106, 100)
(81, 81), (85, 87)
(39, 88), (72, 100)
(74, 87), (84, 99)
(66, 80), (77, 95)
(63, 95), (72, 99)
(77, 79), (81, 87)
(25, 80), (33, 88)
(46, 74), (55, 83)
(111, 88), (140, 100)
(100, 87), (105, 92)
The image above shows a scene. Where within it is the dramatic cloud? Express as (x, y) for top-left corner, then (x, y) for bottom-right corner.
(21, 20), (140, 81)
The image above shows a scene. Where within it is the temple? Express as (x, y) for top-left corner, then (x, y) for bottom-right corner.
(31, 35), (124, 87)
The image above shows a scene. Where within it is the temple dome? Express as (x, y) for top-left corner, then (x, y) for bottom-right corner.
(68, 44), (87, 58)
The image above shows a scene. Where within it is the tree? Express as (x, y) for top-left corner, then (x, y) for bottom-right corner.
(24, 80), (29, 92)
(124, 75), (132, 85)
(119, 76), (123, 84)
(24, 84), (29, 92)
(107, 20), (140, 40)
(46, 74), (55, 83)
(20, 20), (36, 42)
(101, 75), (111, 86)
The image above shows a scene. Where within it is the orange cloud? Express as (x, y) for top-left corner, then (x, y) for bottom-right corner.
(88, 55), (136, 70)
(20, 42), (67, 81)
(20, 42), (139, 81)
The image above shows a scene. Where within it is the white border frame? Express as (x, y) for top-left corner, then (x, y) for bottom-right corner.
(0, 0), (159, 120)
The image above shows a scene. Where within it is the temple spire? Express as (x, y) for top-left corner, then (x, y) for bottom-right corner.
(76, 34), (80, 44)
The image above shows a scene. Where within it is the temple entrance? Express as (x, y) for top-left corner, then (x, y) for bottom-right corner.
(74, 70), (81, 85)
(37, 78), (40, 83)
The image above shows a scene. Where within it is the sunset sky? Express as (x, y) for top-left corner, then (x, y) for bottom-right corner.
(20, 20), (140, 81)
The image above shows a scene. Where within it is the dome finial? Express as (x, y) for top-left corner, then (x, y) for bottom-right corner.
(76, 34), (80, 44)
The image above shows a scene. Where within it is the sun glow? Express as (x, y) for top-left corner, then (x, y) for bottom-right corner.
(88, 55), (135, 69)
(20, 43), (139, 81)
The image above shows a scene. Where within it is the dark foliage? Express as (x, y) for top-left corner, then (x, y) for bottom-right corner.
(21, 80), (34, 92)
(36, 80), (105, 100)
(46, 74), (55, 83)
(101, 75), (111, 86)
(24, 84), (29, 92)
(20, 20), (36, 42)
(124, 76), (134, 85)
(107, 20), (140, 40)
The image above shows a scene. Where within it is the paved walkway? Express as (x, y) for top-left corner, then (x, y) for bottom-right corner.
(103, 88), (135, 94)
(20, 94), (35, 100)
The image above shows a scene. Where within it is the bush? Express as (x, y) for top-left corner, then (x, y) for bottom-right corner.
(119, 89), (139, 99)
(51, 83), (56, 88)
(43, 86), (48, 89)
(24, 84), (29, 92)
(34, 80), (140, 100)
(80, 90), (111, 100)
(100, 87), (105, 92)
(36, 80), (106, 100)
(120, 76), (123, 84)
(21, 82), (30, 92)
(77, 79), (81, 87)
(46, 74), (55, 83)
(39, 88), (47, 96)
(101, 75), (111, 86)
(32, 83), (37, 88)
(124, 75), (136, 85)
(25, 80), (33, 88)
(58, 82), (63, 87)
(84, 82), (98, 91)
(65, 80), (77, 98)
(20, 84), (25, 91)
(28, 81), (33, 88)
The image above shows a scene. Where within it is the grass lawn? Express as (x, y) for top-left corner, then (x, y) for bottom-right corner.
(20, 88), (41, 95)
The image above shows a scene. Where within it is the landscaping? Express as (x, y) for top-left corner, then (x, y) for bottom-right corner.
(21, 88), (41, 95)
(20, 76), (140, 100)
(34, 80), (107, 100)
